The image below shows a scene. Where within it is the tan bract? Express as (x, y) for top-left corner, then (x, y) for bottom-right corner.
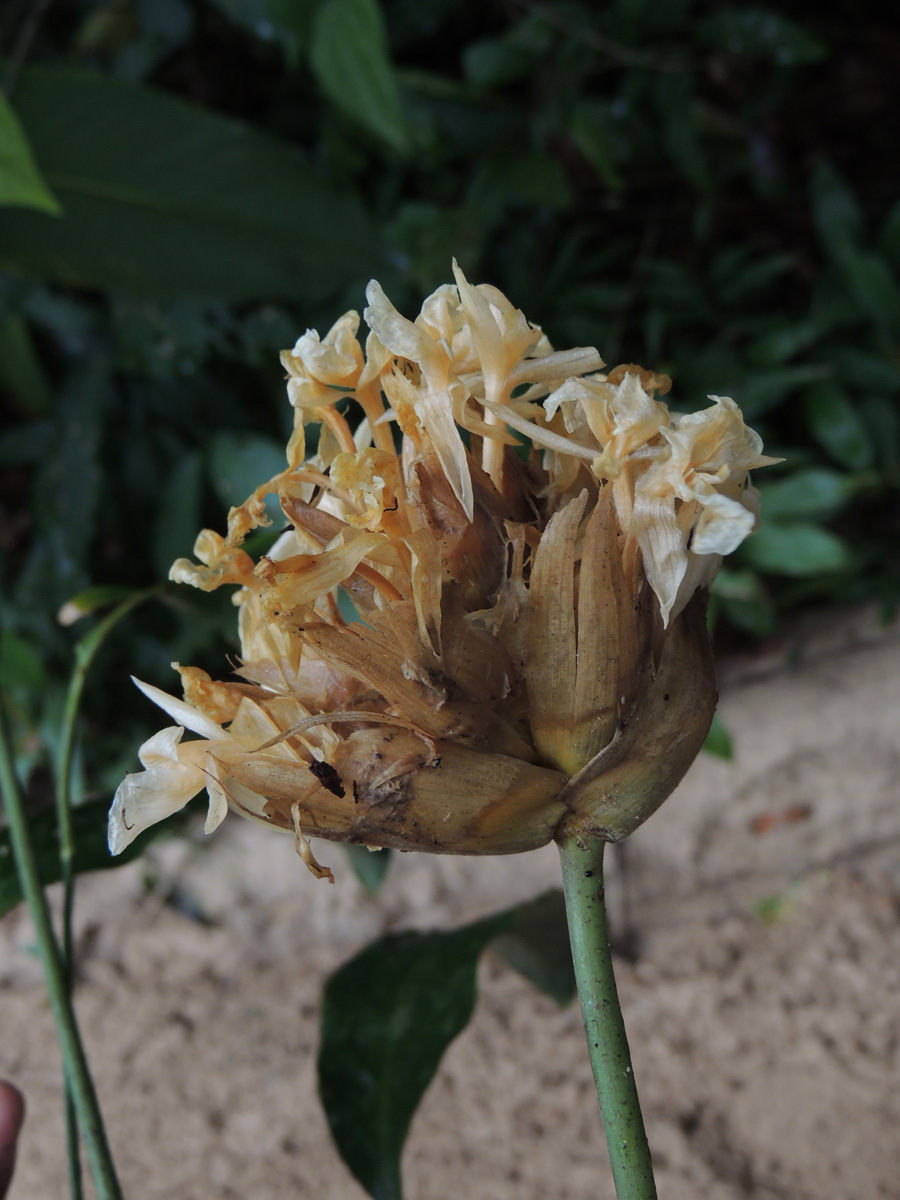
(110, 263), (776, 877)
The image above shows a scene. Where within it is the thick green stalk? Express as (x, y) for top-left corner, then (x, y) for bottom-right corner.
(0, 707), (123, 1200)
(557, 835), (657, 1200)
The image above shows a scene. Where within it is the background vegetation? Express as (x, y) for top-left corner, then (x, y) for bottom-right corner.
(2, 0), (898, 879)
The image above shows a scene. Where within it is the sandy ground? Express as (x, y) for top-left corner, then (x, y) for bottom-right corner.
(2, 604), (899, 1199)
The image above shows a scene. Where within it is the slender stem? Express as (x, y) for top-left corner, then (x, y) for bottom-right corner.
(54, 589), (157, 1198)
(557, 835), (658, 1200)
(57, 645), (86, 1199)
(0, 706), (123, 1200)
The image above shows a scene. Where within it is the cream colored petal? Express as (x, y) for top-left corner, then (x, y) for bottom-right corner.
(481, 398), (596, 462)
(108, 729), (207, 854)
(254, 529), (388, 611)
(364, 280), (473, 519)
(132, 677), (224, 740)
(202, 760), (231, 835)
(629, 491), (687, 627)
(690, 489), (756, 556)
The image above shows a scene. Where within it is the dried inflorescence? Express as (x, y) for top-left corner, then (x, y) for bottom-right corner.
(109, 263), (776, 877)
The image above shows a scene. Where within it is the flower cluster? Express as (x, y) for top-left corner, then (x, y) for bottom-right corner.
(109, 263), (775, 878)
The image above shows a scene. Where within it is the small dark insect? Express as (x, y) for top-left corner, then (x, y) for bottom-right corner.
(309, 760), (346, 799)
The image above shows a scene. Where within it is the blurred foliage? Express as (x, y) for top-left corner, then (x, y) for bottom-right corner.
(1, 0), (898, 840)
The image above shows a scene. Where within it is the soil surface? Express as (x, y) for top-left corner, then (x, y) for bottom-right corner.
(2, 605), (899, 1200)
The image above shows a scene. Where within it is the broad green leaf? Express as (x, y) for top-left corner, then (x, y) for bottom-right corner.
(757, 467), (854, 522)
(811, 162), (863, 266)
(0, 796), (162, 919)
(804, 381), (874, 470)
(343, 843), (392, 894)
(490, 889), (575, 1006)
(0, 67), (378, 301)
(702, 714), (733, 760)
(319, 910), (512, 1200)
(310, 0), (409, 155)
(0, 92), (61, 215)
(740, 521), (851, 576)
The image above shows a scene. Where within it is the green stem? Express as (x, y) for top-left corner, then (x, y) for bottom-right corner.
(53, 588), (157, 1198)
(558, 835), (657, 1200)
(0, 706), (123, 1200)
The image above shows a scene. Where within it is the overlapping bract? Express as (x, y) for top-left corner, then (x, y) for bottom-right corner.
(110, 263), (775, 873)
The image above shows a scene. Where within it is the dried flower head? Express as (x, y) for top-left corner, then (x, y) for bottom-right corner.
(109, 263), (776, 878)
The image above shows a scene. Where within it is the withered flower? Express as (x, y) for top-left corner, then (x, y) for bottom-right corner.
(109, 263), (776, 878)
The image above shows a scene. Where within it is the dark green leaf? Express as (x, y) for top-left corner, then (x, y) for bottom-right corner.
(208, 0), (314, 65)
(0, 796), (161, 919)
(319, 909), (513, 1200)
(838, 251), (900, 332)
(746, 319), (826, 366)
(570, 102), (624, 190)
(757, 467), (855, 522)
(861, 396), (900, 483)
(209, 431), (285, 519)
(702, 714), (733, 760)
(804, 381), (874, 470)
(710, 566), (776, 636)
(655, 71), (709, 192)
(490, 889), (575, 1006)
(831, 347), (900, 394)
(697, 8), (827, 65)
(0, 67), (378, 301)
(0, 312), (53, 413)
(17, 365), (107, 612)
(715, 253), (794, 305)
(154, 451), (204, 577)
(811, 162), (863, 266)
(0, 92), (62, 215)
(738, 364), (829, 418)
(740, 521), (851, 575)
(878, 197), (900, 267)
(343, 843), (392, 894)
(310, 0), (409, 155)
(0, 630), (46, 691)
